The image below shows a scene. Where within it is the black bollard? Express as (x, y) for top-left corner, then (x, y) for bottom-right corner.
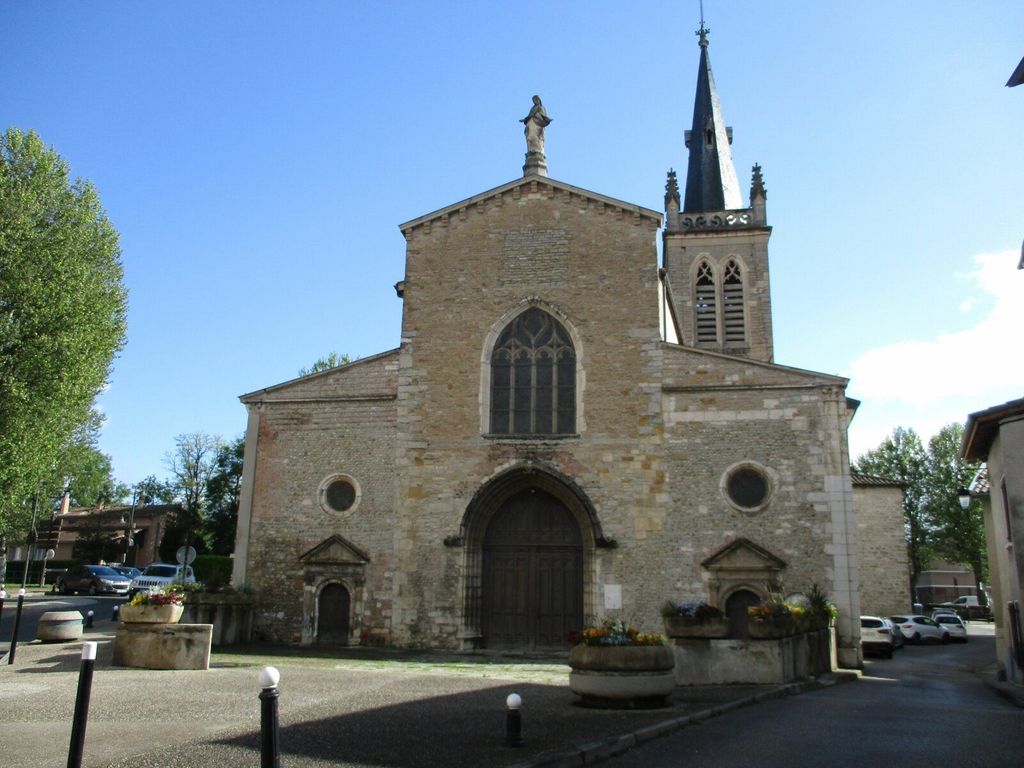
(8, 589), (26, 665)
(85, 610), (94, 629)
(67, 641), (97, 768)
(505, 693), (524, 747)
(259, 666), (281, 768)
(0, 589), (6, 626)
(112, 604), (120, 622)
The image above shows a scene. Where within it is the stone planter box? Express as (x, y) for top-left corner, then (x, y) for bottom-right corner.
(568, 645), (676, 708)
(36, 611), (84, 642)
(673, 629), (833, 685)
(663, 616), (729, 639)
(113, 623), (213, 670)
(120, 603), (184, 624)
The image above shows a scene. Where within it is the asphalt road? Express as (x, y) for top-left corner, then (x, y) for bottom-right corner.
(0, 592), (126, 646)
(606, 623), (1023, 768)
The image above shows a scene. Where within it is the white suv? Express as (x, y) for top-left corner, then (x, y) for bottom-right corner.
(129, 563), (197, 597)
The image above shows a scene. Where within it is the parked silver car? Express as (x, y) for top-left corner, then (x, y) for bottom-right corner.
(57, 564), (132, 596)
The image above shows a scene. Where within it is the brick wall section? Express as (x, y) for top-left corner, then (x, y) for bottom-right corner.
(853, 483), (912, 616)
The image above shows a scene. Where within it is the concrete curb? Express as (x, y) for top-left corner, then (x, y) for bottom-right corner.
(508, 673), (855, 768)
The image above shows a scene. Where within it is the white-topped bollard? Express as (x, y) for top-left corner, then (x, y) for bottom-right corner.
(505, 692), (524, 747)
(67, 642), (98, 768)
(259, 666), (281, 768)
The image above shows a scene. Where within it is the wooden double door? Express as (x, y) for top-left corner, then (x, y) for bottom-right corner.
(482, 489), (583, 649)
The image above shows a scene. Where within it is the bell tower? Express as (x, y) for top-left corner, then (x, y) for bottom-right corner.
(662, 24), (774, 363)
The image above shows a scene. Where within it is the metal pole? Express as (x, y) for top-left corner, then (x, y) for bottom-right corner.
(0, 589), (6, 629)
(8, 589), (26, 664)
(21, 496), (38, 590)
(259, 666), (281, 768)
(67, 641), (97, 768)
(122, 489), (138, 565)
(505, 692), (524, 747)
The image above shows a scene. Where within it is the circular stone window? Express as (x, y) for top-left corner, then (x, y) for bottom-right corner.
(318, 474), (361, 515)
(721, 463), (773, 513)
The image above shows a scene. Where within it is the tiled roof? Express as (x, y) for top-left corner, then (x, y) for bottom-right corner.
(850, 473), (903, 488)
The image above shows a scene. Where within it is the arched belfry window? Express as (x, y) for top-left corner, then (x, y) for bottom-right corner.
(722, 260), (746, 344)
(490, 308), (576, 435)
(694, 261), (717, 344)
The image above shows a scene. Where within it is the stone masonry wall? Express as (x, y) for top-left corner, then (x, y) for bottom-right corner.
(394, 181), (666, 646)
(243, 353), (399, 643)
(854, 484), (912, 616)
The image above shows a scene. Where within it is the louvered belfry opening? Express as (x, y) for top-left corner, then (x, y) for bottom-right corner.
(695, 261), (718, 343)
(490, 308), (576, 435)
(722, 259), (746, 344)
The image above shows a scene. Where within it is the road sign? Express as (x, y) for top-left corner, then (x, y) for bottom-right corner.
(176, 546), (197, 565)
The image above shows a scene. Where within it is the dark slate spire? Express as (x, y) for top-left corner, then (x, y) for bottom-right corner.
(683, 25), (742, 213)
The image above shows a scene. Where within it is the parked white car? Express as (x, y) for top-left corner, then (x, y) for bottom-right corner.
(128, 563), (197, 597)
(933, 612), (968, 643)
(889, 614), (950, 644)
(860, 616), (895, 658)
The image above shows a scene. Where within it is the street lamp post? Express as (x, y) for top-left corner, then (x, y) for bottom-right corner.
(122, 488), (139, 565)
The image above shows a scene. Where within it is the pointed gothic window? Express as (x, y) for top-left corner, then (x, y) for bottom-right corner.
(695, 262), (717, 344)
(490, 308), (576, 436)
(722, 260), (746, 344)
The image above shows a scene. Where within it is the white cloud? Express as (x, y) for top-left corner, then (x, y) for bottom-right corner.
(846, 249), (1023, 460)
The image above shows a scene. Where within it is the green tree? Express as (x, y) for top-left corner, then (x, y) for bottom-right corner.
(158, 433), (222, 562)
(854, 423), (986, 603)
(203, 435), (244, 554)
(853, 427), (931, 592)
(298, 352), (351, 376)
(922, 424), (986, 599)
(133, 475), (177, 506)
(0, 128), (128, 581)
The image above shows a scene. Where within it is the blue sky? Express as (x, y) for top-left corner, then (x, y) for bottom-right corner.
(3, 1), (1022, 484)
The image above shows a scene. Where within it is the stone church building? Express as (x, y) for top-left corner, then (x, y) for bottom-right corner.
(232, 29), (865, 667)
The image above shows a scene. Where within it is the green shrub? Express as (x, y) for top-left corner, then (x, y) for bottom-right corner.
(192, 554), (232, 586)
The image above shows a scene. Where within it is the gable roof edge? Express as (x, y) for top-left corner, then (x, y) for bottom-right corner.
(659, 341), (848, 387)
(239, 348), (400, 403)
(399, 175), (663, 233)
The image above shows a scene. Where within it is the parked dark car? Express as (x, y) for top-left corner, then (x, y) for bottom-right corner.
(57, 564), (132, 596)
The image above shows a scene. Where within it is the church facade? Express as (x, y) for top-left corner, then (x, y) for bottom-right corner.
(232, 30), (864, 667)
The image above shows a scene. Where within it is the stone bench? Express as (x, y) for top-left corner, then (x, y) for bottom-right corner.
(112, 623), (213, 670)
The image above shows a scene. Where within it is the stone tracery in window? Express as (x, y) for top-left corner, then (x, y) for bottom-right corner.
(490, 308), (575, 435)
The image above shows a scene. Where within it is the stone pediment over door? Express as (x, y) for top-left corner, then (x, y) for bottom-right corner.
(299, 535), (371, 566)
(701, 538), (787, 606)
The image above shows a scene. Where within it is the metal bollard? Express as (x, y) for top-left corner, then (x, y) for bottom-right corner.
(259, 666), (281, 768)
(8, 589), (26, 664)
(505, 692), (524, 747)
(112, 604), (120, 622)
(0, 589), (6, 625)
(85, 610), (94, 629)
(67, 641), (97, 768)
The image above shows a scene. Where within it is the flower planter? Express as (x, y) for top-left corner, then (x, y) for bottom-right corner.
(747, 616), (793, 639)
(663, 616), (729, 639)
(568, 645), (676, 708)
(120, 603), (184, 624)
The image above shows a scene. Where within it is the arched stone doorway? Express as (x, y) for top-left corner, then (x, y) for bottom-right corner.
(481, 489), (583, 649)
(317, 582), (351, 645)
(725, 589), (761, 639)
